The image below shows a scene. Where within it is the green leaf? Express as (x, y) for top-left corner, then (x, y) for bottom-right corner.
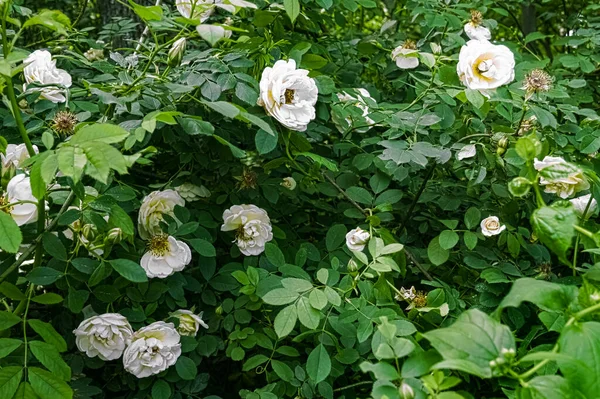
(264, 243), (285, 267)
(281, 278), (313, 293)
(272, 359), (294, 382)
(31, 293), (63, 305)
(423, 309), (515, 378)
(431, 359), (491, 379)
(427, 236), (449, 266)
(346, 187), (373, 205)
(242, 355), (269, 371)
(274, 304), (297, 338)
(296, 296), (320, 329)
(0, 367), (23, 399)
(283, 0), (300, 23)
(29, 159), (46, 200)
(42, 233), (67, 261)
(203, 101), (240, 119)
(0, 339), (22, 358)
(175, 356), (197, 380)
(28, 341), (71, 381)
(197, 25), (227, 46)
(70, 124), (129, 145)
(0, 212), (22, 253)
(464, 207), (481, 230)
(129, 0), (163, 20)
(13, 381), (39, 399)
(558, 321), (600, 398)
(151, 380), (171, 399)
(309, 289), (328, 310)
(306, 344), (331, 384)
(360, 361), (399, 381)
(262, 288), (299, 306)
(518, 375), (584, 399)
(531, 201), (577, 264)
(439, 230), (459, 250)
(27, 320), (67, 352)
(326, 224), (347, 251)
(109, 259), (148, 283)
(28, 367), (72, 399)
(465, 89), (484, 108)
(255, 129), (278, 155)
(26, 268), (62, 285)
(0, 311), (21, 331)
(497, 278), (578, 313)
(189, 239), (216, 257)
(463, 231), (478, 250)
(23, 10), (70, 35)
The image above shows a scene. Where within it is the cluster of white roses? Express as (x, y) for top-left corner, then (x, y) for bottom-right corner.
(1, 143), (41, 227)
(73, 310), (207, 378)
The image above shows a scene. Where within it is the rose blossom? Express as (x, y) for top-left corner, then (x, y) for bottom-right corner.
(257, 59), (318, 132)
(171, 309), (209, 336)
(73, 313), (133, 361)
(138, 190), (185, 240)
(457, 39), (515, 95)
(570, 194), (597, 218)
(221, 204), (273, 256)
(346, 227), (370, 251)
(1, 143), (39, 171)
(140, 235), (192, 278)
(6, 174), (39, 226)
(23, 50), (72, 103)
(534, 156), (589, 199)
(176, 0), (219, 22)
(123, 321), (182, 378)
(480, 216), (506, 237)
(391, 40), (419, 70)
(281, 177), (297, 190)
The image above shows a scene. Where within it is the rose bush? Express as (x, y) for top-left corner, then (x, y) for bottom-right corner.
(1, 0), (600, 398)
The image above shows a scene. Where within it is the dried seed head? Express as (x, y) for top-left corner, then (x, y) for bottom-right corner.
(518, 116), (537, 135)
(413, 291), (428, 308)
(0, 196), (12, 214)
(523, 69), (553, 94)
(52, 111), (78, 135)
(235, 168), (258, 190)
(470, 10), (484, 26)
(402, 39), (417, 50)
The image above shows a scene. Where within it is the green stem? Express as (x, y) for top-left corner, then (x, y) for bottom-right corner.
(571, 195), (595, 276)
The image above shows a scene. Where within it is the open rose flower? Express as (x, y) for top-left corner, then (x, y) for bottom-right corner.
(138, 190), (185, 240)
(346, 227), (370, 251)
(171, 309), (209, 336)
(141, 235), (192, 278)
(570, 194), (597, 218)
(392, 40), (419, 69)
(73, 313), (133, 361)
(464, 10), (491, 40)
(534, 156), (589, 199)
(23, 50), (72, 103)
(123, 321), (182, 378)
(176, 0), (219, 22)
(221, 204), (273, 256)
(457, 40), (515, 95)
(1, 144), (39, 172)
(6, 174), (39, 226)
(258, 59), (318, 132)
(480, 216), (506, 237)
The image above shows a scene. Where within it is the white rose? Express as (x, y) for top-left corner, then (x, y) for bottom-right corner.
(257, 59), (318, 132)
(457, 40), (515, 94)
(138, 190), (185, 240)
(346, 227), (370, 251)
(175, 183), (211, 202)
(123, 321), (182, 378)
(335, 88), (376, 133)
(176, 0), (218, 22)
(464, 22), (491, 40)
(73, 313), (133, 361)
(281, 177), (297, 190)
(23, 50), (72, 103)
(534, 156), (589, 199)
(140, 235), (192, 278)
(171, 309), (209, 336)
(221, 204), (273, 256)
(480, 216), (506, 237)
(1, 144), (39, 171)
(392, 46), (419, 70)
(570, 194), (597, 218)
(6, 174), (38, 226)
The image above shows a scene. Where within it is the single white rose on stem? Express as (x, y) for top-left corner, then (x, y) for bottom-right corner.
(534, 156), (590, 199)
(391, 40), (419, 70)
(123, 321), (182, 378)
(23, 50), (72, 103)
(171, 309), (209, 336)
(221, 204), (273, 256)
(570, 194), (597, 218)
(6, 174), (38, 226)
(1, 144), (39, 171)
(346, 227), (370, 251)
(457, 39), (515, 95)
(281, 177), (297, 190)
(257, 59), (318, 132)
(73, 313), (133, 361)
(464, 10), (491, 40)
(480, 216), (506, 237)
(140, 235), (192, 278)
(138, 190), (185, 240)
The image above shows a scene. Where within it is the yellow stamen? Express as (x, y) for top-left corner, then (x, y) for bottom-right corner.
(148, 235), (170, 256)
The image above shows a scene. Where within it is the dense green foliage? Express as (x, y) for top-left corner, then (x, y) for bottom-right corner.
(1, 0), (600, 398)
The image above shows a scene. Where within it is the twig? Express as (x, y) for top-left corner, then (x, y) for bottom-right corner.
(322, 172), (368, 216)
(398, 163), (436, 234)
(404, 247), (433, 281)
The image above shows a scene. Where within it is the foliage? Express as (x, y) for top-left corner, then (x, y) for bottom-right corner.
(0, 0), (600, 399)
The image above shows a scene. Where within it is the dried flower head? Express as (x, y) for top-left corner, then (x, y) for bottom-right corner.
(523, 69), (553, 94)
(235, 168), (258, 190)
(412, 291), (428, 308)
(0, 195), (13, 214)
(52, 111), (78, 135)
(402, 39), (417, 50)
(470, 10), (483, 26)
(535, 262), (553, 280)
(518, 116), (537, 135)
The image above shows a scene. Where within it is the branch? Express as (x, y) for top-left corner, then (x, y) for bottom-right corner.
(322, 171), (369, 216)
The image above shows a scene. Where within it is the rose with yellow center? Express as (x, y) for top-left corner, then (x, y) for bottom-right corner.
(457, 39), (515, 95)
(140, 235), (192, 278)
